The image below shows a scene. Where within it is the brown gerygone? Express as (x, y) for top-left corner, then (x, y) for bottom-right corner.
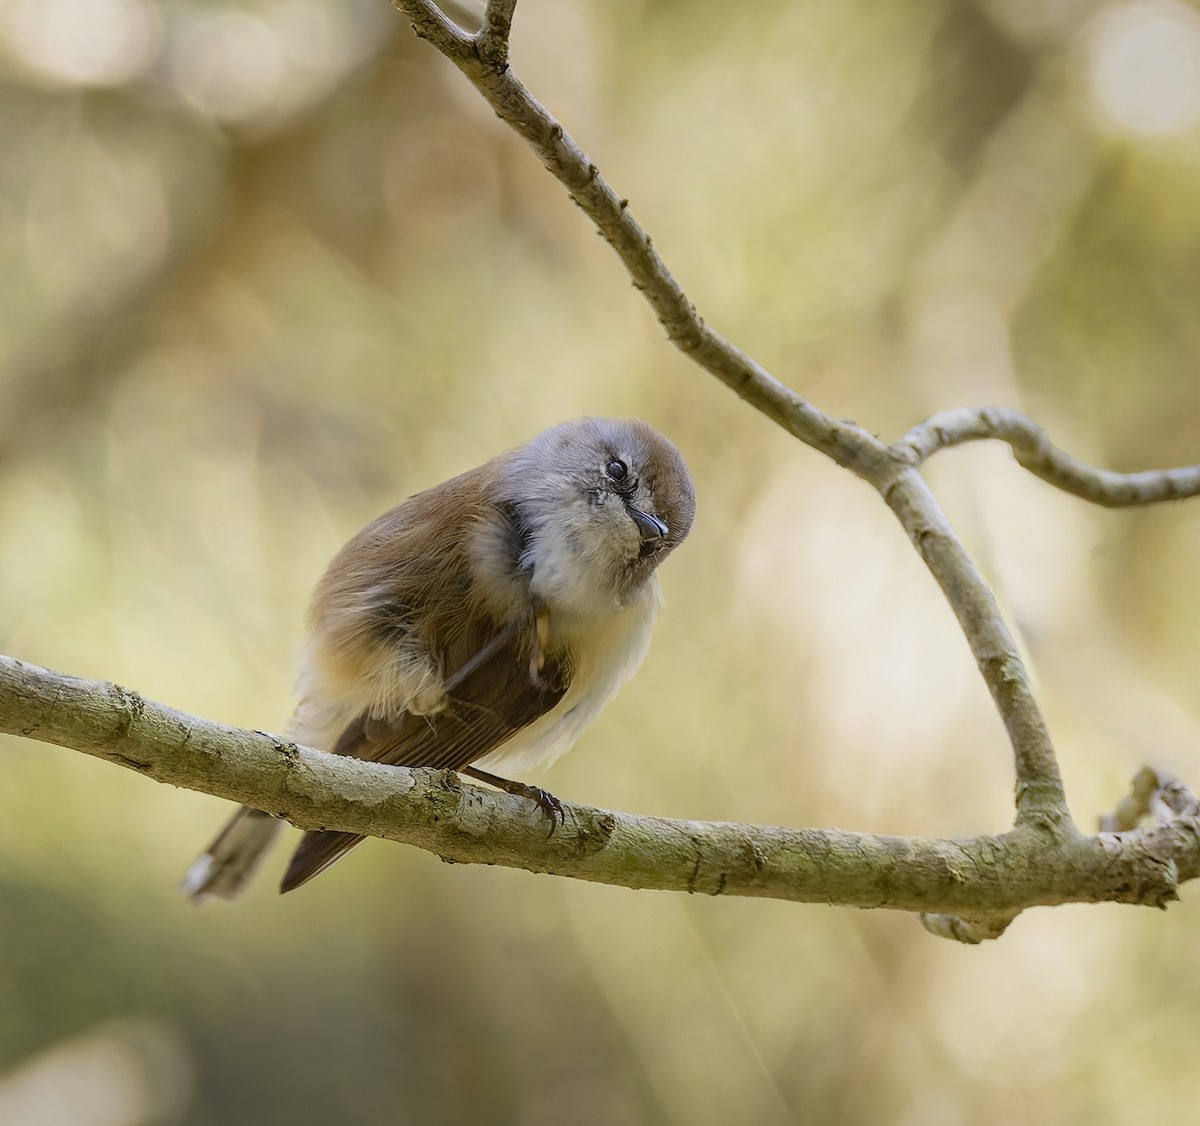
(183, 417), (695, 899)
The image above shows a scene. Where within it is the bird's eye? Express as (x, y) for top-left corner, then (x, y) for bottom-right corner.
(606, 458), (628, 481)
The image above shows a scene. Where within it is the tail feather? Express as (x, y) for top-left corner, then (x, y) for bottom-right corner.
(182, 808), (282, 903)
(280, 831), (366, 894)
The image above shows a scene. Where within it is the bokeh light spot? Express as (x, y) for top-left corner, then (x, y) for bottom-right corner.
(1087, 0), (1200, 138)
(1, 0), (159, 87)
(170, 8), (290, 124)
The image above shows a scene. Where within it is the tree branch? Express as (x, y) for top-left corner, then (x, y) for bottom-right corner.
(3, 654), (1198, 922)
(478, 0), (518, 69)
(882, 468), (1070, 828)
(389, 0), (887, 477)
(898, 407), (1200, 507)
(1099, 767), (1200, 832)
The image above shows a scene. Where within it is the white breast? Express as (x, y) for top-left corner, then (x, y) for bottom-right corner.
(473, 578), (662, 775)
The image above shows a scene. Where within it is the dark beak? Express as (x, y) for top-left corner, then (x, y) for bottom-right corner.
(627, 505), (669, 543)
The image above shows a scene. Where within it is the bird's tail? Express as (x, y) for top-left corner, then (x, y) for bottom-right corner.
(181, 807), (283, 903)
(279, 830), (366, 894)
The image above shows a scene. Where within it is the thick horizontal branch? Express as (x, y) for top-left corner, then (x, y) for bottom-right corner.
(3, 653), (1198, 927)
(898, 407), (1200, 507)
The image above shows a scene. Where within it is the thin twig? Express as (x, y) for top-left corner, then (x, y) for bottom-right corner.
(403, 0), (474, 57)
(1099, 768), (1200, 832)
(478, 0), (518, 70)
(898, 407), (1200, 507)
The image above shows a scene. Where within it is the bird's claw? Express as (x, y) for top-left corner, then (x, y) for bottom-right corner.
(519, 784), (565, 835)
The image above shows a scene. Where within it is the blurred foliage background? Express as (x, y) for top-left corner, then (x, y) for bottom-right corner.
(2, 0), (1200, 1122)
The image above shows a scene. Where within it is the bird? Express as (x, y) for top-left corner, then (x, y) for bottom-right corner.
(182, 417), (695, 899)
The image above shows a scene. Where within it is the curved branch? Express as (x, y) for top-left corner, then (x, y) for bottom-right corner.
(389, 1), (891, 479)
(1, 654), (1196, 929)
(404, 1), (474, 57)
(898, 407), (1200, 507)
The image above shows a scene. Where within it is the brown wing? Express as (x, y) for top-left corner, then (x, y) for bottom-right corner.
(280, 616), (570, 893)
